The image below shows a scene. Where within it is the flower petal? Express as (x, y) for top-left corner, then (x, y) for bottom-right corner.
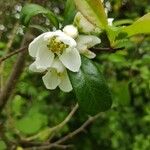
(57, 34), (77, 48)
(44, 30), (76, 47)
(63, 25), (78, 39)
(35, 47), (54, 70)
(77, 35), (101, 49)
(59, 48), (81, 72)
(29, 62), (45, 73)
(74, 12), (101, 34)
(83, 50), (96, 59)
(44, 30), (62, 41)
(52, 58), (65, 73)
(59, 70), (73, 92)
(42, 69), (61, 90)
(28, 33), (46, 57)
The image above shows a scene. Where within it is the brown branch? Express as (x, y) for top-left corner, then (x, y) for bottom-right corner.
(25, 104), (79, 141)
(5, 23), (20, 53)
(49, 144), (74, 149)
(24, 113), (103, 150)
(90, 47), (125, 53)
(0, 33), (29, 112)
(0, 22), (20, 93)
(0, 47), (27, 64)
(24, 144), (73, 150)
(54, 113), (102, 145)
(49, 104), (79, 132)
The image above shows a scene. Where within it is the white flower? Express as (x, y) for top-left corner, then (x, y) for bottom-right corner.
(29, 25), (101, 92)
(30, 56), (72, 92)
(29, 30), (81, 72)
(29, 29), (81, 92)
(42, 58), (72, 92)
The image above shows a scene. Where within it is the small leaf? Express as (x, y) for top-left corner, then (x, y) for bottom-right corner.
(63, 0), (76, 25)
(74, 0), (108, 29)
(122, 13), (150, 36)
(106, 26), (122, 45)
(20, 3), (59, 28)
(15, 113), (48, 135)
(11, 95), (25, 117)
(69, 56), (112, 115)
(0, 141), (7, 150)
(113, 19), (133, 26)
(0, 42), (6, 49)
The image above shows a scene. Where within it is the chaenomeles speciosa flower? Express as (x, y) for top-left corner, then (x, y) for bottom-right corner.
(28, 24), (101, 92)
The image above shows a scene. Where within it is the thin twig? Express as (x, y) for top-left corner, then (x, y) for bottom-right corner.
(49, 104), (79, 131)
(0, 46), (27, 64)
(25, 113), (103, 150)
(25, 104), (79, 141)
(0, 32), (29, 112)
(0, 46), (124, 64)
(24, 144), (73, 150)
(4, 22), (20, 53)
(52, 144), (74, 149)
(90, 47), (125, 53)
(54, 113), (102, 145)
(0, 22), (19, 92)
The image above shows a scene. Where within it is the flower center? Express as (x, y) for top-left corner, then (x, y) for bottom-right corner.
(47, 36), (69, 54)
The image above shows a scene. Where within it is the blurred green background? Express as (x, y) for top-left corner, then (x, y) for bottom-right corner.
(0, 0), (150, 149)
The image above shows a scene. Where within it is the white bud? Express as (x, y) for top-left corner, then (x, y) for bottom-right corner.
(74, 12), (101, 35)
(63, 25), (78, 39)
(108, 18), (114, 26)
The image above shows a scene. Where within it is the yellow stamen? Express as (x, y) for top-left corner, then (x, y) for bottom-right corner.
(47, 36), (69, 54)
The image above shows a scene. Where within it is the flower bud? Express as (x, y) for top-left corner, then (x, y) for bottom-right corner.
(74, 12), (101, 35)
(63, 25), (78, 39)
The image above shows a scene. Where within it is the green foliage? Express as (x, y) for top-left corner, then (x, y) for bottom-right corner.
(122, 13), (150, 36)
(20, 3), (59, 28)
(74, 0), (108, 29)
(15, 112), (48, 135)
(0, 0), (150, 149)
(106, 13), (150, 47)
(0, 141), (7, 150)
(0, 42), (6, 50)
(29, 25), (49, 33)
(63, 0), (76, 25)
(69, 56), (112, 115)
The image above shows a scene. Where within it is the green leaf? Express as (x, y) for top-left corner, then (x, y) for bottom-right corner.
(122, 13), (150, 36)
(15, 113), (48, 135)
(74, 0), (108, 29)
(20, 3), (59, 28)
(0, 42), (6, 49)
(113, 19), (133, 26)
(11, 95), (25, 117)
(0, 141), (7, 150)
(63, 0), (76, 25)
(69, 56), (112, 115)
